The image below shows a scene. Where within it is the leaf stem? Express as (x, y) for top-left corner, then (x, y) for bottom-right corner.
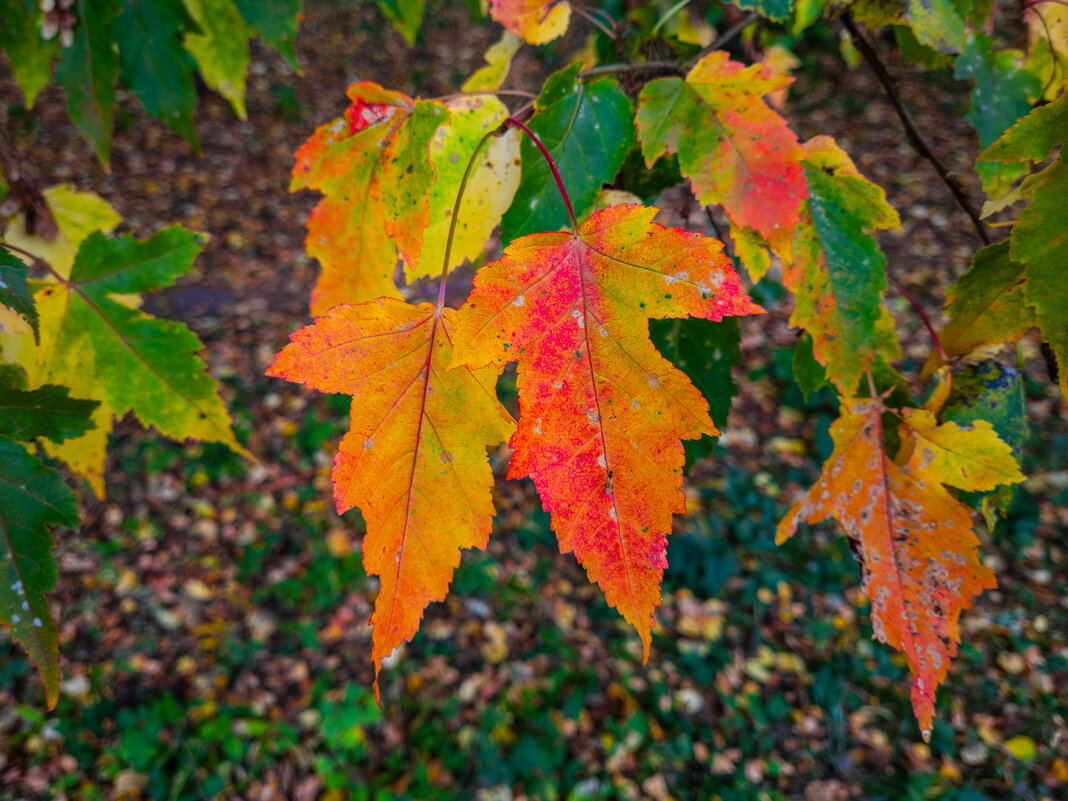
(0, 239), (63, 283)
(436, 127), (508, 311)
(841, 13), (991, 246)
(504, 116), (578, 232)
(888, 273), (949, 363)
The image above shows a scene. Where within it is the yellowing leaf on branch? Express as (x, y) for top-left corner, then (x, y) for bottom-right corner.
(451, 204), (763, 655)
(268, 299), (515, 700)
(489, 0), (571, 44)
(292, 82), (445, 314)
(778, 398), (1023, 736)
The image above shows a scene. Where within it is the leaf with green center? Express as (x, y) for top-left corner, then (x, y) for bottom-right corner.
(1011, 157), (1068, 394)
(955, 34), (1041, 195)
(0, 379), (99, 443)
(232, 0), (301, 68)
(489, 0), (570, 44)
(0, 250), (39, 342)
(501, 64), (634, 242)
(636, 51), (807, 247)
(29, 227), (247, 492)
(267, 298), (515, 700)
(785, 136), (901, 396)
(0, 436), (79, 708)
(113, 0), (200, 148)
(182, 0), (252, 119)
(452, 204), (763, 655)
(291, 82), (445, 313)
(56, 0), (120, 164)
(922, 241), (1033, 378)
(413, 96), (521, 281)
(778, 398), (1022, 737)
(0, 0), (58, 108)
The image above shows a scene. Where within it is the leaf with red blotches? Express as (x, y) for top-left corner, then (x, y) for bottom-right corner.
(268, 298), (515, 700)
(636, 51), (807, 247)
(777, 398), (1023, 737)
(291, 82), (446, 315)
(489, 0), (570, 44)
(450, 204), (763, 655)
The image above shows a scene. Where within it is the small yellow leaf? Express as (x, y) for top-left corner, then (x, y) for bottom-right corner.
(1004, 735), (1037, 761)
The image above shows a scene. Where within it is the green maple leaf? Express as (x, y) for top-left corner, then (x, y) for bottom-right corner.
(0, 436), (79, 708)
(501, 63), (634, 242)
(232, 0), (302, 69)
(0, 249), (39, 342)
(31, 226), (247, 488)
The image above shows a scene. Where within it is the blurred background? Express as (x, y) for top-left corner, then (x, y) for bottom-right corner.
(0, 1), (1065, 799)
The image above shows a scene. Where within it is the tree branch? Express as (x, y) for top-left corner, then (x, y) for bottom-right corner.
(841, 14), (991, 245)
(0, 128), (59, 242)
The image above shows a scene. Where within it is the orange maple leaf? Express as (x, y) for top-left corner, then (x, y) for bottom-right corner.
(268, 298), (515, 701)
(777, 398), (1024, 736)
(451, 204), (763, 655)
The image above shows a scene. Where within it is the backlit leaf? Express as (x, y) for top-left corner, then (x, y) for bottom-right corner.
(28, 227), (246, 491)
(415, 96), (521, 281)
(778, 398), (1022, 736)
(785, 136), (901, 396)
(0, 436), (78, 708)
(182, 0), (252, 119)
(451, 204), (763, 654)
(291, 82), (445, 313)
(489, 0), (571, 44)
(267, 299), (515, 700)
(463, 31), (523, 91)
(907, 0), (967, 54)
(0, 0), (57, 108)
(501, 64), (634, 242)
(636, 51), (807, 247)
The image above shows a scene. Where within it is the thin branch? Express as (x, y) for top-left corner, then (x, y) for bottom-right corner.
(682, 11), (761, 71)
(571, 4), (616, 40)
(841, 14), (991, 246)
(580, 10), (760, 80)
(0, 128), (59, 241)
(887, 272), (949, 362)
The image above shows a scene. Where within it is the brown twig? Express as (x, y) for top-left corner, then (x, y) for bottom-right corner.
(0, 128), (59, 242)
(887, 272), (949, 362)
(841, 14), (991, 246)
(579, 10), (760, 80)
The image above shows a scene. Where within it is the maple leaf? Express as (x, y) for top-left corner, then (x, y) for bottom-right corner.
(778, 398), (1023, 736)
(25, 227), (247, 495)
(785, 136), (902, 396)
(415, 96), (521, 282)
(636, 50), (807, 247)
(501, 64), (635, 243)
(489, 0), (571, 44)
(450, 204), (763, 655)
(921, 241), (1033, 378)
(268, 298), (515, 700)
(292, 81), (446, 314)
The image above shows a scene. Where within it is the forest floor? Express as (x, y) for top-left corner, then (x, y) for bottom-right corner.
(0, 2), (1066, 800)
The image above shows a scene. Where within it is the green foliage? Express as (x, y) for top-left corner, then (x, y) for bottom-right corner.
(0, 0), (305, 162)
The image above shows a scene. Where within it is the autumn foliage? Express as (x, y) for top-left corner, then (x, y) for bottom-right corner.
(2, 0), (1065, 741)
